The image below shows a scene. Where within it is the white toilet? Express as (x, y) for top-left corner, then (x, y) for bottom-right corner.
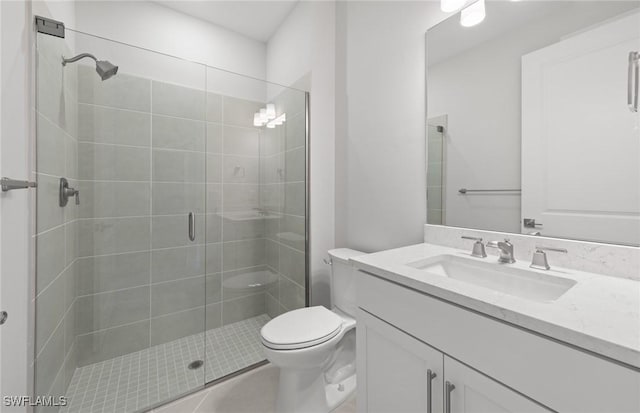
(261, 248), (365, 413)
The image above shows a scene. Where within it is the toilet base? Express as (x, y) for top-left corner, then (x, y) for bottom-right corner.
(275, 366), (356, 413)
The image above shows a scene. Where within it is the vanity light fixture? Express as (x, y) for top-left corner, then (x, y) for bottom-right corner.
(254, 104), (286, 129)
(460, 0), (486, 27)
(253, 103), (279, 127)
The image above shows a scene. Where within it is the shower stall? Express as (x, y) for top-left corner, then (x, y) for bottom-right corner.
(33, 21), (308, 412)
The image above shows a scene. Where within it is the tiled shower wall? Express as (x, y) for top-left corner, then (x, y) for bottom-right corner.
(262, 89), (307, 317)
(34, 34), (80, 400)
(73, 65), (297, 367)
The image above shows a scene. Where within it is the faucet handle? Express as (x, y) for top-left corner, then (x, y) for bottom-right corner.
(461, 236), (487, 258)
(530, 246), (567, 270)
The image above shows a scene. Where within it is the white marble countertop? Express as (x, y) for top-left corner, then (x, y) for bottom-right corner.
(350, 243), (640, 369)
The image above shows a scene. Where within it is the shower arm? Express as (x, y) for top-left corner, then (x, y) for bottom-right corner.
(62, 53), (98, 66)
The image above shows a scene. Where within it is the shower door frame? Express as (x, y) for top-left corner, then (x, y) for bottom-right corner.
(32, 16), (311, 411)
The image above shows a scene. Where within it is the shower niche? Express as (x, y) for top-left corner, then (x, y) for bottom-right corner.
(34, 24), (308, 413)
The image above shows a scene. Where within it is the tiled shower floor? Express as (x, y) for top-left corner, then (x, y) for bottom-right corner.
(62, 314), (271, 413)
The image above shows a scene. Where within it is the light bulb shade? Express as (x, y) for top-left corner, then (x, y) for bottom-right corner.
(259, 108), (268, 122)
(441, 0), (466, 12)
(460, 0), (486, 27)
(253, 113), (262, 127)
(266, 122), (276, 129)
(265, 103), (276, 120)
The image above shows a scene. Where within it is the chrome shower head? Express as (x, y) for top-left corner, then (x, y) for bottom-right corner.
(95, 60), (118, 81)
(62, 53), (118, 81)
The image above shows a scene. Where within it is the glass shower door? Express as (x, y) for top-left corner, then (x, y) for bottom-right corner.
(34, 29), (207, 412)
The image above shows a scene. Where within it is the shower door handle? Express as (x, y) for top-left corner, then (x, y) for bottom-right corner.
(188, 212), (195, 242)
(628, 51), (639, 113)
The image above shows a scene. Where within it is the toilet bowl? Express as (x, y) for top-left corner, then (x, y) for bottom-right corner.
(260, 248), (365, 413)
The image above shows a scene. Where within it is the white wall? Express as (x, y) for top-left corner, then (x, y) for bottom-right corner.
(266, 1), (336, 307)
(74, 1), (266, 80)
(427, 2), (638, 234)
(339, 1), (447, 253)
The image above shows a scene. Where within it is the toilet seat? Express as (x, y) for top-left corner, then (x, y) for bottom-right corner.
(261, 306), (343, 350)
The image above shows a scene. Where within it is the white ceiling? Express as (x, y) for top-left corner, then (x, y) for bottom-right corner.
(156, 1), (298, 42)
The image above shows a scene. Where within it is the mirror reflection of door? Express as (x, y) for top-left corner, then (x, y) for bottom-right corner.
(521, 11), (640, 245)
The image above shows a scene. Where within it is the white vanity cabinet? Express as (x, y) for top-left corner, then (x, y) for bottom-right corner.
(356, 270), (640, 413)
(358, 309), (549, 413)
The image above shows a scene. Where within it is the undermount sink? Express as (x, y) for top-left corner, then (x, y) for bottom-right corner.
(406, 254), (576, 302)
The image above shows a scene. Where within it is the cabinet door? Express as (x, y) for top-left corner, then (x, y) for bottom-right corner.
(444, 356), (551, 413)
(357, 309), (443, 413)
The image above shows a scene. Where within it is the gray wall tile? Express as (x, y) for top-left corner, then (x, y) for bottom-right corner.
(222, 218), (265, 242)
(284, 147), (305, 183)
(205, 303), (222, 330)
(279, 276), (305, 311)
(35, 324), (64, 396)
(222, 239), (264, 272)
(76, 320), (150, 366)
(223, 184), (259, 212)
(222, 293), (265, 325)
(75, 286), (150, 334)
(206, 93), (222, 123)
(76, 252), (150, 295)
(152, 183), (204, 215)
(284, 182), (305, 217)
(151, 246), (205, 283)
(285, 112), (306, 150)
(223, 126), (259, 156)
(36, 274), (66, 356)
(77, 217), (150, 257)
(152, 149), (204, 183)
(78, 104), (150, 146)
(206, 243), (222, 274)
(206, 154), (222, 183)
(78, 143), (150, 181)
(206, 123), (223, 154)
(150, 308), (205, 346)
(152, 115), (205, 151)
(37, 114), (67, 176)
(206, 273), (222, 304)
(78, 181), (150, 218)
(152, 81), (205, 120)
(151, 276), (205, 317)
(279, 245), (305, 287)
(36, 226), (66, 295)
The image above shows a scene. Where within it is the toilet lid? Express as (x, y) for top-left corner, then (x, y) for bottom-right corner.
(261, 306), (343, 350)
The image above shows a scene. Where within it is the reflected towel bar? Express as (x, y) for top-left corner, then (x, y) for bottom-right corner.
(458, 188), (521, 194)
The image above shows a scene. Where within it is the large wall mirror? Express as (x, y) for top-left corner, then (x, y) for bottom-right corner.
(426, 1), (640, 246)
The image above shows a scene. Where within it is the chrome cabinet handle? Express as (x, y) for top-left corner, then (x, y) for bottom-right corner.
(445, 381), (455, 413)
(427, 369), (437, 413)
(188, 212), (195, 242)
(629, 51), (639, 113)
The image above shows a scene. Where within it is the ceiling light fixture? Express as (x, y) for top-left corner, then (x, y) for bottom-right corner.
(441, 0), (466, 13)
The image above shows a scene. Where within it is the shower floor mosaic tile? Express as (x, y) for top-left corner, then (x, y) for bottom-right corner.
(61, 314), (271, 413)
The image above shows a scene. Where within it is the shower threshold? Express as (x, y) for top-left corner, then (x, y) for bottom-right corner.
(61, 314), (271, 413)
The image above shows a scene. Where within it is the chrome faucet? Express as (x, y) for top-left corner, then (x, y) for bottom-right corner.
(461, 236), (487, 258)
(487, 239), (515, 263)
(530, 246), (567, 270)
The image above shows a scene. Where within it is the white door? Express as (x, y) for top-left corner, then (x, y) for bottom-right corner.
(444, 356), (550, 413)
(357, 309), (443, 413)
(521, 11), (640, 245)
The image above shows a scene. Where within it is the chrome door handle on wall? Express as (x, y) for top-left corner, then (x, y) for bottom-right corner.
(445, 381), (455, 413)
(426, 369), (437, 413)
(188, 212), (195, 241)
(1, 177), (37, 192)
(629, 51), (639, 113)
(59, 177), (79, 206)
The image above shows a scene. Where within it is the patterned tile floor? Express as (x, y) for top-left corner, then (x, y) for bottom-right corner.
(62, 314), (271, 413)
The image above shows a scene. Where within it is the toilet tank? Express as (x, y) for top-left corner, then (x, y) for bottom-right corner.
(328, 248), (366, 317)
